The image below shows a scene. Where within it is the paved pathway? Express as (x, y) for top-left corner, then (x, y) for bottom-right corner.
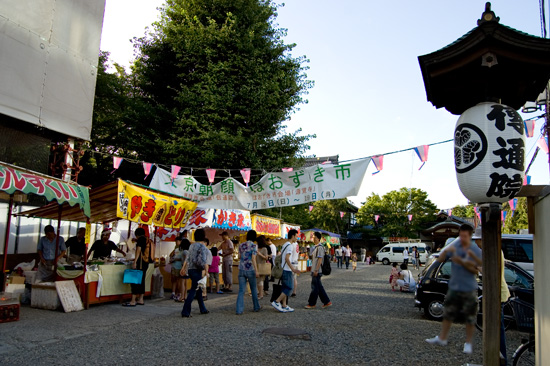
(0, 263), (523, 365)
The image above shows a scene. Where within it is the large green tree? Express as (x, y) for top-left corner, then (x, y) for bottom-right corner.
(131, 0), (313, 171)
(81, 0), (314, 187)
(357, 188), (438, 238)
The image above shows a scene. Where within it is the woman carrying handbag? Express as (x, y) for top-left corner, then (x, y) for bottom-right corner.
(256, 236), (272, 300)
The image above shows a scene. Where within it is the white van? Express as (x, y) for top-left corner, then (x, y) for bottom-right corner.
(376, 243), (430, 265)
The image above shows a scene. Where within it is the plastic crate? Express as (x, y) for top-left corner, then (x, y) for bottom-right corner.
(0, 300), (20, 323)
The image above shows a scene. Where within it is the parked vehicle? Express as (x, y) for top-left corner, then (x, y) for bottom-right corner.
(414, 259), (534, 322)
(433, 234), (533, 274)
(376, 242), (430, 265)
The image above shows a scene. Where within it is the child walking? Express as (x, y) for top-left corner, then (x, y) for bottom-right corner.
(390, 262), (399, 291)
(208, 247), (223, 294)
(351, 253), (358, 271)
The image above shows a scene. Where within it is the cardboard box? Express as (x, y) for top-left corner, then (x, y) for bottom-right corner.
(9, 276), (25, 285)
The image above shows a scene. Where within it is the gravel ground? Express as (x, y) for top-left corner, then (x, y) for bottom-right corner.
(0, 263), (525, 365)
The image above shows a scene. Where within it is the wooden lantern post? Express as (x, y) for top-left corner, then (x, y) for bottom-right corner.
(418, 3), (550, 365)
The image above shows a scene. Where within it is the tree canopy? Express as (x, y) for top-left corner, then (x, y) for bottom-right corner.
(80, 0), (314, 187)
(356, 188), (438, 238)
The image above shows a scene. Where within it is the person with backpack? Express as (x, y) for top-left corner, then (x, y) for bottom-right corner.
(305, 232), (332, 309)
(123, 227), (155, 307)
(181, 229), (209, 318)
(271, 229), (301, 313)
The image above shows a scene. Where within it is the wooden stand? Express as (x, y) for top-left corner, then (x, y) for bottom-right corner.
(480, 203), (502, 366)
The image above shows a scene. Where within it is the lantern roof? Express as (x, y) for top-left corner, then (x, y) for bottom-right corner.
(418, 2), (550, 115)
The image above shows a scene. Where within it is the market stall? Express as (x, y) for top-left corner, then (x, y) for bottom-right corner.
(1, 162), (91, 293)
(18, 179), (197, 308)
(157, 207), (252, 289)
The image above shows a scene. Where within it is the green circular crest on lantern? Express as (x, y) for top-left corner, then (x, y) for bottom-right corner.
(455, 102), (526, 204)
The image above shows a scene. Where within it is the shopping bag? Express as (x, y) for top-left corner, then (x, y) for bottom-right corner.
(270, 279), (289, 304)
(123, 269), (143, 284)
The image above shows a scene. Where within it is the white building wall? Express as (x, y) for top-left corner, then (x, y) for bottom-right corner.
(534, 191), (550, 366)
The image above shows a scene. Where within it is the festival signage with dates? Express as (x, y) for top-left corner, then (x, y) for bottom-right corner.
(150, 159), (371, 210)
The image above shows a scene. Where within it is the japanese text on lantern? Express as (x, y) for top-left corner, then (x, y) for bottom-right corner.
(486, 105), (525, 199)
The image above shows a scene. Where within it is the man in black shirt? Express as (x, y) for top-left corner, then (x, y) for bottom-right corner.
(66, 227), (86, 263)
(88, 230), (127, 259)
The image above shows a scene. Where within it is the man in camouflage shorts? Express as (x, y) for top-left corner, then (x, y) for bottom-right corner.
(426, 224), (482, 355)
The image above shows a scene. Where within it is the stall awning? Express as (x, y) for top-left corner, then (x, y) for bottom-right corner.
(18, 180), (116, 222)
(301, 228), (341, 238)
(0, 161), (90, 217)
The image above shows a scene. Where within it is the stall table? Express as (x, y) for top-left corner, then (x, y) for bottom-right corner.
(56, 264), (154, 307)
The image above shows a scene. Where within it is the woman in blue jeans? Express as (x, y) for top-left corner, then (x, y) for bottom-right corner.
(236, 230), (261, 315)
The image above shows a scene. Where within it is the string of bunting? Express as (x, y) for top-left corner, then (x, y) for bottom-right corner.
(85, 116), (544, 184)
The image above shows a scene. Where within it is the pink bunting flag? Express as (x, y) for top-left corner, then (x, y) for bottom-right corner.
(414, 145), (429, 170)
(340, 211), (345, 218)
(407, 214), (413, 222)
(523, 175), (531, 186)
(143, 162), (152, 179)
(171, 165), (181, 180)
(501, 211), (507, 224)
(282, 167), (293, 172)
(374, 214), (380, 222)
(309, 205), (314, 212)
(206, 169), (216, 184)
(111, 157), (123, 173)
(524, 120), (536, 138)
(372, 155), (384, 175)
(240, 168), (251, 187)
(447, 209), (452, 217)
(538, 136), (549, 154)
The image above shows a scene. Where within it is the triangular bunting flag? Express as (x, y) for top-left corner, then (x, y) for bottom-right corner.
(414, 145), (429, 170)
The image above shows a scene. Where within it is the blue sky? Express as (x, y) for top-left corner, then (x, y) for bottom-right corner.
(100, 0), (550, 209)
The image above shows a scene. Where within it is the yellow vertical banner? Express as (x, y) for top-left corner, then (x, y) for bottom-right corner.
(85, 222), (91, 245)
(117, 180), (197, 228)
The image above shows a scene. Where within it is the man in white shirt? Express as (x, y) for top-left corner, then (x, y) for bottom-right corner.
(271, 230), (300, 313)
(403, 247), (409, 265)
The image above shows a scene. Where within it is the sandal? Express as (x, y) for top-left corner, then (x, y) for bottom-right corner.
(137, 302), (145, 305)
(122, 302), (136, 307)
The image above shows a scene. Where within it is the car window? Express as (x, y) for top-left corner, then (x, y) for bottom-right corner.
(380, 247), (390, 253)
(502, 239), (533, 263)
(437, 262), (452, 280)
(516, 240), (533, 261)
(393, 247), (404, 254)
(504, 266), (534, 289)
(417, 248), (426, 253)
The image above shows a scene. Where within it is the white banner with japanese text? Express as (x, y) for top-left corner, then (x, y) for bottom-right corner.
(149, 159), (371, 210)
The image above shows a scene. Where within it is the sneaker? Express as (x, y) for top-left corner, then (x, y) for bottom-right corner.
(304, 305), (316, 309)
(463, 343), (473, 354)
(425, 336), (448, 346)
(283, 306), (294, 313)
(322, 302), (332, 308)
(271, 301), (285, 313)
(170, 294), (177, 300)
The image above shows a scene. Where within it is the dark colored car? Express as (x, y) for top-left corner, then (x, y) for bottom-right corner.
(414, 258), (534, 322)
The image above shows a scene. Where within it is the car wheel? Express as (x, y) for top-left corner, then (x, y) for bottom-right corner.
(382, 258), (390, 265)
(424, 297), (445, 321)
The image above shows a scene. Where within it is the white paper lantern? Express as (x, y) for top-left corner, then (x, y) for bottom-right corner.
(455, 102), (526, 204)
